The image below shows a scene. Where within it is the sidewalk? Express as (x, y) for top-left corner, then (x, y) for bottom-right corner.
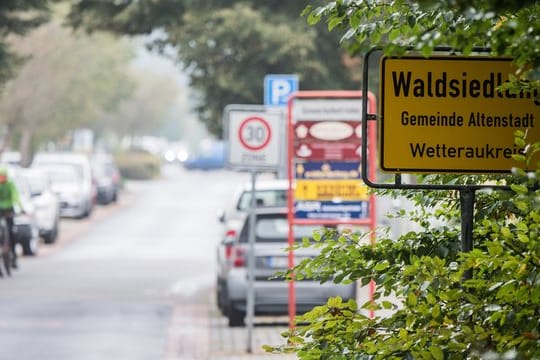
(166, 298), (297, 360)
(208, 308), (296, 360)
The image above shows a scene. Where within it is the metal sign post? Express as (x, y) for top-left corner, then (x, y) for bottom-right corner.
(223, 104), (282, 353)
(246, 170), (257, 353)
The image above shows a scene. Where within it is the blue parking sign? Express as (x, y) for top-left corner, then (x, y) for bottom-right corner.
(264, 74), (299, 106)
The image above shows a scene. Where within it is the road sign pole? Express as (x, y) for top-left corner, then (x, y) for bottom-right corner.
(460, 188), (475, 280)
(246, 170), (257, 353)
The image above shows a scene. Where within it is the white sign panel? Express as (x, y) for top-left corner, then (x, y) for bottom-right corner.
(292, 99), (363, 121)
(225, 105), (282, 170)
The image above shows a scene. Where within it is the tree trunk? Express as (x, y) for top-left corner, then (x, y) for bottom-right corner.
(0, 122), (14, 153)
(18, 126), (34, 167)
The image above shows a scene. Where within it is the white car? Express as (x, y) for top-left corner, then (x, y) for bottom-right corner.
(32, 152), (96, 218)
(20, 168), (61, 244)
(36, 164), (91, 219)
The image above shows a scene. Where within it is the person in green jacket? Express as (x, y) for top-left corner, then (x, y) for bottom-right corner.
(0, 167), (23, 269)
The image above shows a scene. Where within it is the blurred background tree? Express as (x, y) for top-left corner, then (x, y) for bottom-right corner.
(65, 0), (361, 137)
(0, 0), (52, 87)
(0, 15), (135, 165)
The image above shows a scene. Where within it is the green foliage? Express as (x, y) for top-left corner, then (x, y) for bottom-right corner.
(65, 0), (360, 137)
(304, 0), (540, 95)
(0, 0), (52, 86)
(267, 133), (540, 358)
(115, 150), (161, 180)
(0, 15), (136, 158)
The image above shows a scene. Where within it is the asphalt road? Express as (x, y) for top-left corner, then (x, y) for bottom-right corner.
(0, 164), (252, 360)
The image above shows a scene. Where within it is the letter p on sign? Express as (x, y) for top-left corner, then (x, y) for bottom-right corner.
(264, 74), (299, 107)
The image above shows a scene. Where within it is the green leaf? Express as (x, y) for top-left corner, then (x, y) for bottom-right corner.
(349, 12), (361, 29)
(511, 184), (528, 194)
(407, 292), (418, 306)
(399, 328), (408, 338)
(517, 233), (529, 243)
(307, 12), (322, 25)
(328, 16), (343, 31)
(374, 260), (390, 271)
(432, 304), (441, 319)
(407, 15), (416, 28)
(300, 6), (313, 18)
(382, 300), (394, 309)
(512, 154), (527, 162)
(515, 137), (526, 147)
(327, 296), (342, 307)
(429, 346), (444, 360)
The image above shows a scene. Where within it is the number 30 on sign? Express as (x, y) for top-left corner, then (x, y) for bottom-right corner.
(239, 117), (271, 151)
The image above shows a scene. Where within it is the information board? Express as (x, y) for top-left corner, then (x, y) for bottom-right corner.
(288, 92), (376, 221)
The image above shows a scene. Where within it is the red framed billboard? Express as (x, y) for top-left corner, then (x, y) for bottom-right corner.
(286, 90), (378, 325)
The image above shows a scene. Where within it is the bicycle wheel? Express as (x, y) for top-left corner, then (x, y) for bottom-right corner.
(2, 250), (10, 277)
(0, 220), (10, 277)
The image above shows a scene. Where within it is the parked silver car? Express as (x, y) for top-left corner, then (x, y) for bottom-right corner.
(221, 207), (356, 327)
(20, 168), (61, 244)
(216, 179), (289, 314)
(90, 153), (121, 205)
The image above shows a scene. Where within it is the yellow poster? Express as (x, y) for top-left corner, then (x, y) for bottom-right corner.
(295, 180), (369, 201)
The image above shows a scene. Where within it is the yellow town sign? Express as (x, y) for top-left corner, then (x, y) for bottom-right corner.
(380, 55), (539, 173)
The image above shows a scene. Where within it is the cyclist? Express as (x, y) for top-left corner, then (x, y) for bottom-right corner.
(0, 167), (23, 269)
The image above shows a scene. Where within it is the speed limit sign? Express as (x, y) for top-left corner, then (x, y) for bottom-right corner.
(238, 117), (271, 151)
(224, 105), (282, 170)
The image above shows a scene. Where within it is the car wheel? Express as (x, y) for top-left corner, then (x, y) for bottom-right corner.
(216, 278), (223, 312)
(43, 219), (59, 244)
(227, 304), (245, 327)
(219, 282), (231, 317)
(80, 201), (92, 219)
(22, 235), (39, 256)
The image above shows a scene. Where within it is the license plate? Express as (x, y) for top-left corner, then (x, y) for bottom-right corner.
(266, 256), (311, 268)
(266, 256), (288, 269)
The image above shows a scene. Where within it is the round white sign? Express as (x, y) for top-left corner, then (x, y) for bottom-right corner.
(238, 116), (272, 151)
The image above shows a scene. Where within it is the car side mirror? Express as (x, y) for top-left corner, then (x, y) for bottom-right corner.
(217, 209), (225, 223)
(31, 190), (42, 197)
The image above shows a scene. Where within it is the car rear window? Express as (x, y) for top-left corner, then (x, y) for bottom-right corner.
(240, 217), (326, 243)
(237, 190), (287, 211)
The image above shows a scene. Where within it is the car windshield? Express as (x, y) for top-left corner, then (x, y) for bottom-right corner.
(240, 217), (327, 243)
(37, 160), (85, 180)
(42, 168), (80, 184)
(237, 190), (287, 211)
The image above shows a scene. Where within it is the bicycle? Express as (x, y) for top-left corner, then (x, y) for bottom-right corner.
(0, 217), (12, 277)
